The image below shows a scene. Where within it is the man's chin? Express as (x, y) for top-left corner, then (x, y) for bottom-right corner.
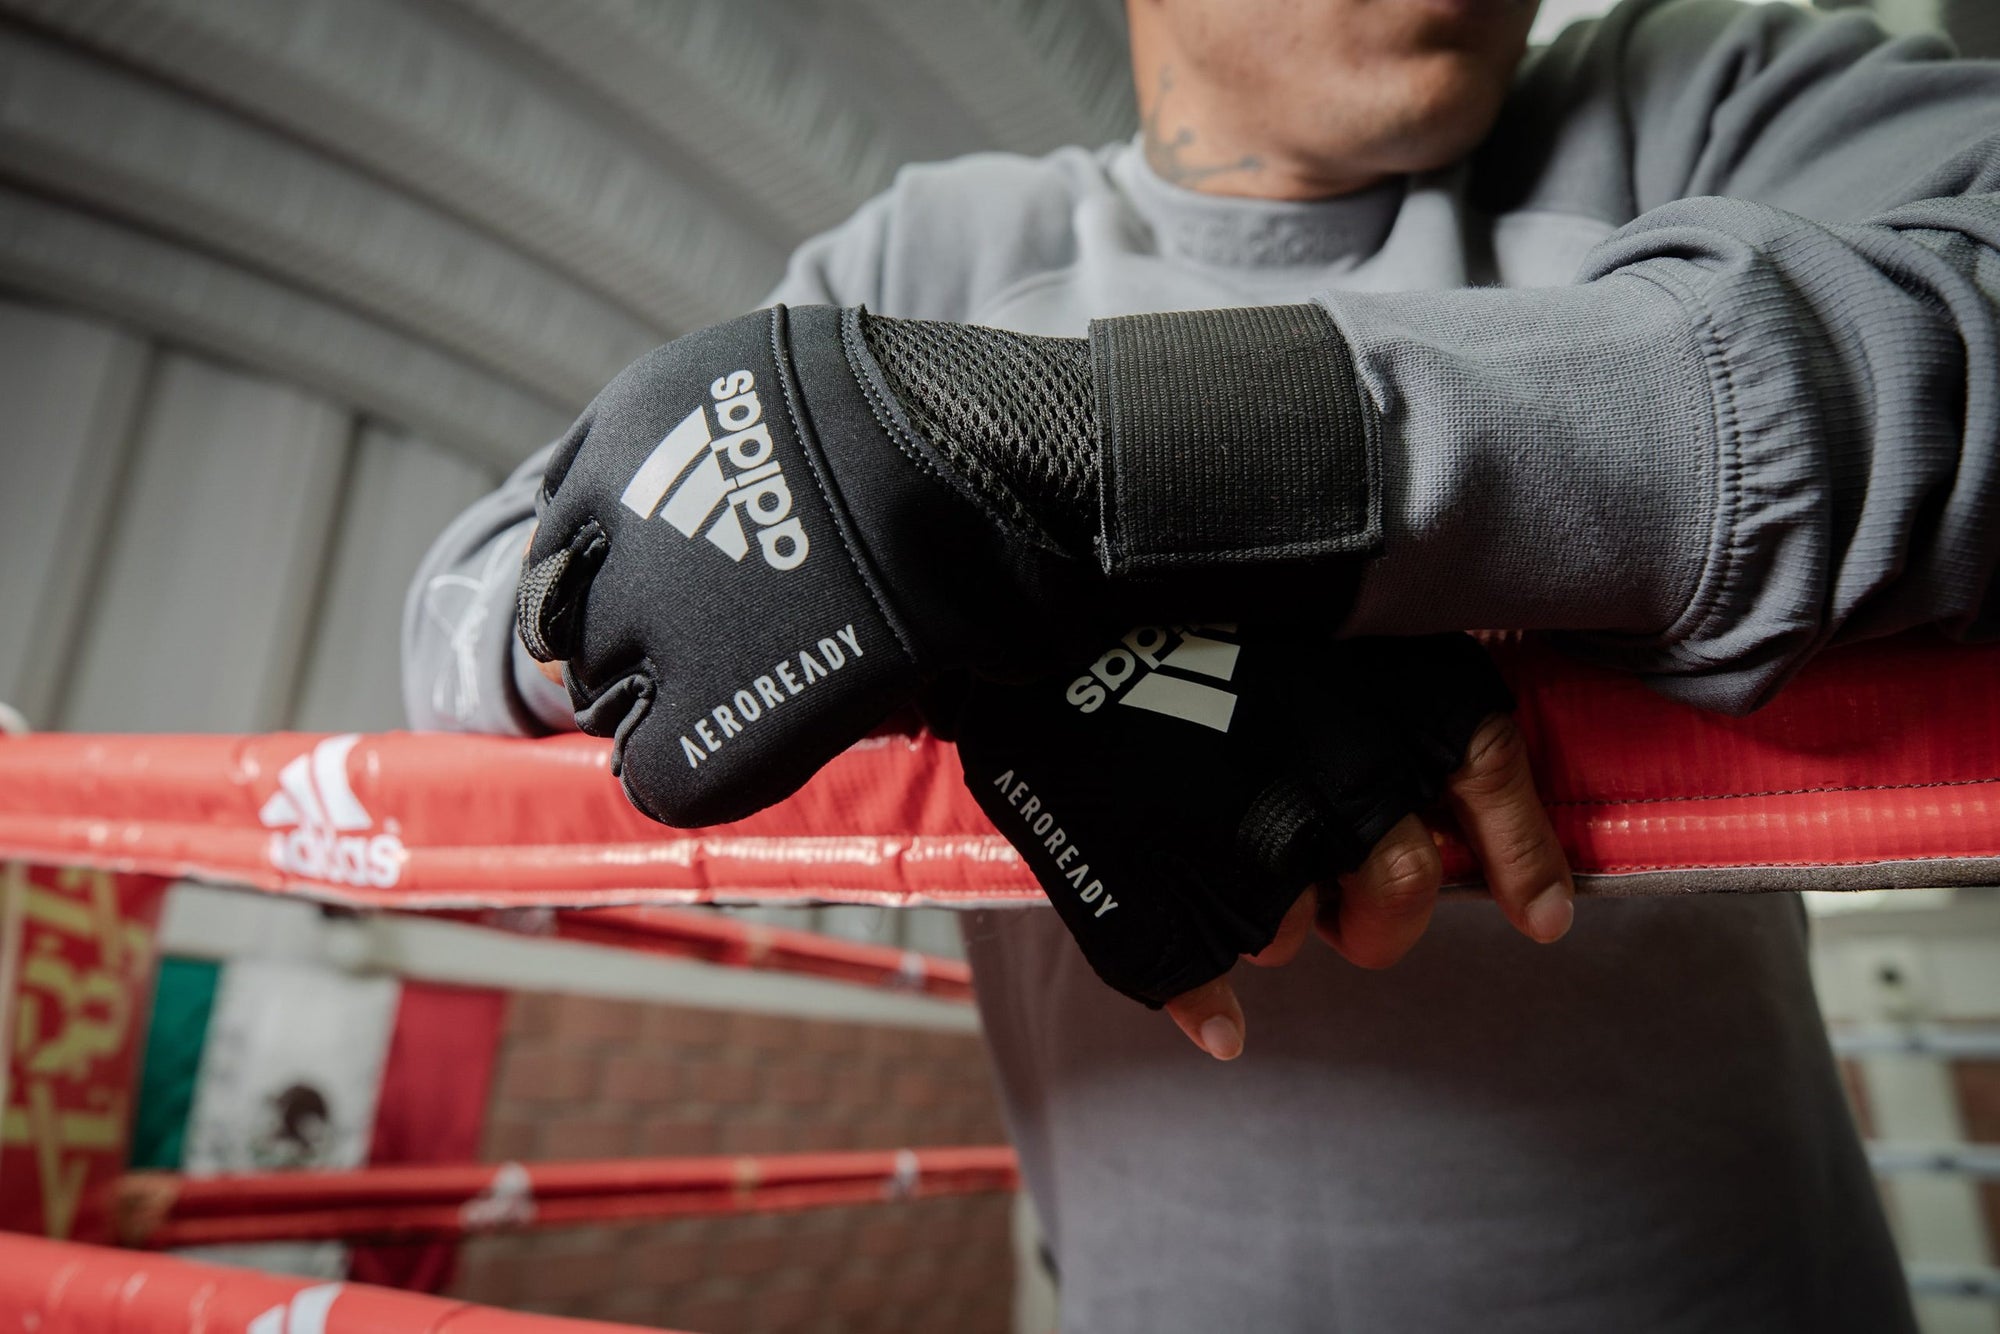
(1335, 58), (1517, 175)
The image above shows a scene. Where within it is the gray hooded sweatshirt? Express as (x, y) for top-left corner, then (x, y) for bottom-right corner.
(405, 1), (2000, 1327)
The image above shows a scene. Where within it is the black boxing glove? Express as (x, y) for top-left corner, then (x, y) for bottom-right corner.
(953, 627), (1512, 1007)
(519, 303), (1373, 827)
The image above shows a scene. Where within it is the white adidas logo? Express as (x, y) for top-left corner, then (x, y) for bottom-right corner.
(1065, 625), (1241, 732)
(619, 368), (809, 571)
(258, 734), (404, 890)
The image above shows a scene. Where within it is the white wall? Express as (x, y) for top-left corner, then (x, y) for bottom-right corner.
(0, 304), (146, 726)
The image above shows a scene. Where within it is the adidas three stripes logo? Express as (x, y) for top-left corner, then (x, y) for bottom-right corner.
(619, 369), (811, 571)
(258, 734), (405, 890)
(1065, 625), (1242, 733)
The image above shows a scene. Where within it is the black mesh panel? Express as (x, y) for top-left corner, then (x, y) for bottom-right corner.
(860, 314), (1099, 552)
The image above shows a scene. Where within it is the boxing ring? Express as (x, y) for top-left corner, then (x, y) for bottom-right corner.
(1, 633), (1997, 1330)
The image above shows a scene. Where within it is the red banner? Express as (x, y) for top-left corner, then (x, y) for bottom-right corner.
(348, 981), (509, 1293)
(0, 636), (1995, 906)
(0, 864), (168, 1242)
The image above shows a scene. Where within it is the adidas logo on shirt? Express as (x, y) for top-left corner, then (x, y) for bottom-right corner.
(618, 369), (810, 571)
(258, 734), (405, 890)
(1065, 625), (1241, 732)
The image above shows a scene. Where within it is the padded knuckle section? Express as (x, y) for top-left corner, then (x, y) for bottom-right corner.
(539, 403), (598, 500)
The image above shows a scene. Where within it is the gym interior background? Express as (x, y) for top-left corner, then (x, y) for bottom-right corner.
(0, 1), (1997, 1332)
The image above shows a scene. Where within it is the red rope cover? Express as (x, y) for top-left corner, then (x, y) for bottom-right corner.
(0, 635), (1993, 906)
(0, 1232), (669, 1332)
(452, 905), (973, 1001)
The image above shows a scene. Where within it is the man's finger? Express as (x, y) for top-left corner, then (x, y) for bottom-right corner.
(1317, 813), (1443, 969)
(1446, 713), (1573, 944)
(1245, 887), (1317, 968)
(1164, 975), (1245, 1060)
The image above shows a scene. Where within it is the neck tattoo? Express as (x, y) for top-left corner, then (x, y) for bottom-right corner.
(1140, 67), (1265, 189)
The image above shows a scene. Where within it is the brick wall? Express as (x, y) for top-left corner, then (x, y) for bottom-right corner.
(446, 992), (1013, 1333)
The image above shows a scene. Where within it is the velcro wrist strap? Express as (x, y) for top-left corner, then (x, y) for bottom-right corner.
(1090, 303), (1378, 577)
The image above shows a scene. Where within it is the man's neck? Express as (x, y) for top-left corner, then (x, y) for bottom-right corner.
(1135, 63), (1388, 202)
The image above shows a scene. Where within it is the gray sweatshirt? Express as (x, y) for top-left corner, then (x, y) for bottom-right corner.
(403, 1), (1990, 1326)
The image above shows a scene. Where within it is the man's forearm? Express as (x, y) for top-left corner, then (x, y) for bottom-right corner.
(1322, 183), (2000, 712)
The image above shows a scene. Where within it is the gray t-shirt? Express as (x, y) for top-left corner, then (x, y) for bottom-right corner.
(404, 1), (2000, 1326)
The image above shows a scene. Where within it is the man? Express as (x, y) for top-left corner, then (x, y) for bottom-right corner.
(410, 0), (2000, 1326)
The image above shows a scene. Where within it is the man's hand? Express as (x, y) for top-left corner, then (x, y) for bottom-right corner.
(1166, 714), (1572, 1060)
(518, 302), (1374, 830)
(531, 584), (1560, 1058)
(954, 627), (1529, 1032)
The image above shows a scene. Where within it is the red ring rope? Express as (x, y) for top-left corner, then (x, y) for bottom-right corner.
(0, 635), (1994, 906)
(0, 1232), (670, 1332)
(447, 904), (973, 1001)
(112, 1147), (1020, 1248)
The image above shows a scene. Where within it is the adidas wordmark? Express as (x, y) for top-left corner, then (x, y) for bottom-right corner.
(259, 733), (405, 889)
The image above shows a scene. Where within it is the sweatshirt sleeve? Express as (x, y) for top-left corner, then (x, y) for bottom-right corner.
(400, 444), (573, 734)
(1336, 0), (2000, 713)
(398, 204), (898, 735)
